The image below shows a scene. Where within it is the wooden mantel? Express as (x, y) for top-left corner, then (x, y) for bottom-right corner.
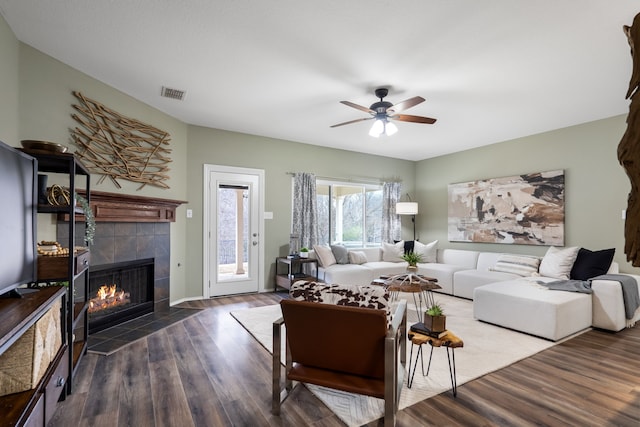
(77, 190), (187, 223)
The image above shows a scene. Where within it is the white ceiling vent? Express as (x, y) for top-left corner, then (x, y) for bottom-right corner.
(160, 86), (186, 101)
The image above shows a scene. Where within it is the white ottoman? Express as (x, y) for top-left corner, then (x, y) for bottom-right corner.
(473, 279), (592, 341)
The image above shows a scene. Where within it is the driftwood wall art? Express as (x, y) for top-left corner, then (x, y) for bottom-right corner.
(620, 13), (640, 267)
(70, 91), (172, 190)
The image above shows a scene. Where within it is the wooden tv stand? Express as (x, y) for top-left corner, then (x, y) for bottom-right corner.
(0, 286), (67, 426)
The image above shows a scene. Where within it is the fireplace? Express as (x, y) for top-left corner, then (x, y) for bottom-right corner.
(88, 258), (154, 334)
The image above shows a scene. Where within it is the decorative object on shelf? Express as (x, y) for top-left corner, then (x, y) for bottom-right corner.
(401, 251), (422, 273)
(288, 234), (300, 258)
(46, 184), (71, 206)
(70, 91), (172, 190)
(448, 170), (565, 246)
(396, 194), (418, 241)
(37, 174), (48, 204)
(44, 185), (95, 245)
(20, 140), (68, 154)
(620, 13), (640, 267)
(424, 302), (446, 333)
(299, 247), (309, 258)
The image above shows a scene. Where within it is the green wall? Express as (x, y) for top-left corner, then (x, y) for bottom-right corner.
(415, 115), (639, 274)
(15, 42), (190, 302)
(185, 126), (416, 298)
(0, 14), (18, 144)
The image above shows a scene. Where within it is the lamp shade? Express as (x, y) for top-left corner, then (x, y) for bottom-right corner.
(396, 202), (418, 215)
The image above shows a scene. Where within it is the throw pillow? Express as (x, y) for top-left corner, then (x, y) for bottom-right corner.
(313, 244), (336, 268)
(413, 240), (438, 263)
(570, 248), (615, 280)
(382, 241), (404, 262)
(396, 240), (415, 254)
(539, 246), (580, 280)
(348, 251), (368, 265)
(330, 244), (349, 264)
(490, 254), (540, 277)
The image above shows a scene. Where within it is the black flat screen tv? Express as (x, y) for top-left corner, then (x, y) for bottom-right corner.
(0, 140), (37, 297)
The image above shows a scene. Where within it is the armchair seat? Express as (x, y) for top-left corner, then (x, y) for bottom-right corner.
(288, 364), (385, 398)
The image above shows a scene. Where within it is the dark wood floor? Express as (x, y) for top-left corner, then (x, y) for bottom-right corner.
(49, 292), (640, 427)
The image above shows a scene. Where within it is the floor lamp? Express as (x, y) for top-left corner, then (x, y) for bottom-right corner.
(396, 201), (418, 241)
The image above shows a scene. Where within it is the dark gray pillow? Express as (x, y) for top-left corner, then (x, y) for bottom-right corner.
(330, 244), (349, 264)
(570, 248), (615, 280)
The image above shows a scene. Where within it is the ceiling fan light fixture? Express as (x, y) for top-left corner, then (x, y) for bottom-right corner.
(386, 121), (398, 136)
(369, 119), (384, 137)
(369, 118), (398, 137)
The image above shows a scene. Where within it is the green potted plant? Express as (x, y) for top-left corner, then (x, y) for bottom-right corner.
(424, 302), (446, 333)
(299, 247), (309, 258)
(401, 251), (422, 273)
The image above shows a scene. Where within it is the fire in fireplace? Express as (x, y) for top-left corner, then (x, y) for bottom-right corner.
(88, 284), (131, 314)
(88, 258), (154, 334)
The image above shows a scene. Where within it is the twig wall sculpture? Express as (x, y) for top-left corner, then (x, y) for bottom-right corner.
(70, 91), (172, 190)
(620, 13), (640, 267)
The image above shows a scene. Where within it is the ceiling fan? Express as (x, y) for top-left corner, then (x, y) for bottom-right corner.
(330, 88), (437, 137)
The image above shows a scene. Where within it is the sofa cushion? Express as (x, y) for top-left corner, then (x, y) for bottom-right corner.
(436, 249), (480, 269)
(570, 248), (615, 280)
(539, 246), (579, 279)
(382, 241), (404, 262)
(314, 244), (337, 268)
(319, 263), (374, 286)
(490, 254), (540, 277)
(473, 278), (592, 341)
(417, 263), (469, 295)
(331, 244), (350, 264)
(362, 261), (409, 278)
(453, 269), (521, 299)
(413, 240), (438, 263)
(348, 251), (368, 265)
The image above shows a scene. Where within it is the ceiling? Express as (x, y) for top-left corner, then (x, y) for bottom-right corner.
(1, 1), (639, 161)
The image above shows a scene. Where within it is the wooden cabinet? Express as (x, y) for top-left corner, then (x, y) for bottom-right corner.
(0, 286), (67, 427)
(24, 151), (91, 396)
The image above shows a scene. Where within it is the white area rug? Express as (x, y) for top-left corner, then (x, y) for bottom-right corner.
(231, 294), (574, 427)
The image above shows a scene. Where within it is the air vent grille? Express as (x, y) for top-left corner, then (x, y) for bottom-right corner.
(160, 86), (186, 101)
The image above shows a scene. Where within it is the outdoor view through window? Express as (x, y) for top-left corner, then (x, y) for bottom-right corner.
(316, 181), (383, 247)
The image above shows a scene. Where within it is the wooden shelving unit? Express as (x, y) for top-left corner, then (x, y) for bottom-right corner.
(0, 286), (67, 426)
(24, 151), (91, 396)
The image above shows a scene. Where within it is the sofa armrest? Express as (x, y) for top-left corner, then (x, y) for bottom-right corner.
(591, 274), (640, 331)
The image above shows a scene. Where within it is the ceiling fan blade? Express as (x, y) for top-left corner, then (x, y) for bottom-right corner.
(387, 96), (425, 114)
(391, 114), (437, 124)
(330, 117), (374, 128)
(340, 100), (374, 114)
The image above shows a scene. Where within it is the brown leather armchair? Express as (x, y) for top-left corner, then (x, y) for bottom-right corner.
(272, 297), (407, 426)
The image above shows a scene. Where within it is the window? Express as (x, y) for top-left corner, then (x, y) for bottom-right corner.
(316, 180), (383, 247)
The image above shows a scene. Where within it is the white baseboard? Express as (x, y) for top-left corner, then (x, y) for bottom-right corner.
(170, 296), (204, 306)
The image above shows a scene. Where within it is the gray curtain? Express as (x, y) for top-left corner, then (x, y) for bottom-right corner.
(292, 172), (319, 249)
(382, 181), (401, 243)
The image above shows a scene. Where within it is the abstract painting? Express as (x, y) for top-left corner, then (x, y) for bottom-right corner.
(448, 170), (565, 245)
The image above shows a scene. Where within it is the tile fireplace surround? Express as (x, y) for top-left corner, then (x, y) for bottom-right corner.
(56, 191), (186, 313)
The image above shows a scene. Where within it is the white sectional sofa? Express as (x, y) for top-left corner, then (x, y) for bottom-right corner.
(313, 247), (409, 285)
(308, 245), (640, 341)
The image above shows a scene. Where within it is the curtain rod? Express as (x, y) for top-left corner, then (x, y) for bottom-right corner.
(286, 171), (396, 185)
